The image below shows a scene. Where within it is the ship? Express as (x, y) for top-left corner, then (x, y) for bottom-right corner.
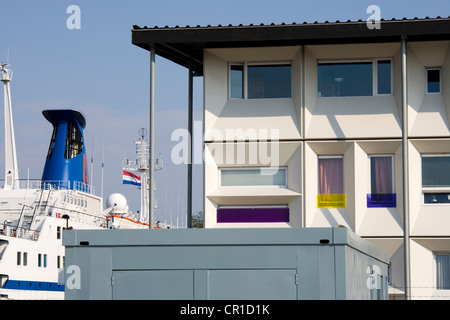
(0, 64), (154, 299)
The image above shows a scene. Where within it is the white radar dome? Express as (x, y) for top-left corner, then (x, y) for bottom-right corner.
(106, 193), (129, 214)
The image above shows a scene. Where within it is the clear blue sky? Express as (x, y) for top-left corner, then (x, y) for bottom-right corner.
(0, 0), (449, 226)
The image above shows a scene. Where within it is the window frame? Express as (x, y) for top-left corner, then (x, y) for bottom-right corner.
(367, 154), (396, 207)
(368, 154), (395, 193)
(219, 167), (288, 188)
(317, 58), (393, 97)
(421, 154), (450, 205)
(317, 155), (345, 208)
(425, 67), (442, 94)
(228, 61), (292, 100)
(434, 252), (450, 291)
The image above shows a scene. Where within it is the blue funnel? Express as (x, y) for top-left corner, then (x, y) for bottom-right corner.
(41, 110), (89, 190)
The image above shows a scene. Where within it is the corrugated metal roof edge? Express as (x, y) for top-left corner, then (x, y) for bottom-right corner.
(132, 15), (450, 30)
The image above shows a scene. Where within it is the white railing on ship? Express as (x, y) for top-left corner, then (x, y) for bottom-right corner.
(0, 179), (95, 194)
(1, 224), (40, 241)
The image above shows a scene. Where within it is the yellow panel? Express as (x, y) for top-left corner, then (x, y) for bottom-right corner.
(317, 194), (346, 208)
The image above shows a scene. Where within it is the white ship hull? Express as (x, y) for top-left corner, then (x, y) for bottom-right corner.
(0, 181), (106, 300)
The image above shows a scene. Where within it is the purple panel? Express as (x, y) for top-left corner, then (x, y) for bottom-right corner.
(367, 193), (396, 208)
(217, 207), (289, 223)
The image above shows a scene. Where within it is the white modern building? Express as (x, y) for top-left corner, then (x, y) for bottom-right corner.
(132, 17), (450, 299)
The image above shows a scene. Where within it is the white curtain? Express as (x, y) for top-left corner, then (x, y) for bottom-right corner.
(436, 254), (450, 290)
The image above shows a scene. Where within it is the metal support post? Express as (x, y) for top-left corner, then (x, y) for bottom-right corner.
(149, 46), (156, 228)
(401, 35), (411, 300)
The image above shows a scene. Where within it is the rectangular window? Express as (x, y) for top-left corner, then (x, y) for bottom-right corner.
(38, 253), (42, 267)
(436, 254), (450, 290)
(422, 155), (450, 204)
(217, 206), (289, 223)
(317, 156), (345, 208)
(367, 155), (396, 207)
(230, 65), (244, 99)
(23, 252), (27, 266)
(230, 63), (291, 99)
(426, 68), (441, 93)
(377, 60), (392, 95)
(57, 226), (61, 240)
(57, 255), (61, 269)
(318, 59), (392, 97)
(43, 254), (47, 268)
(17, 252), (21, 266)
(221, 168), (286, 187)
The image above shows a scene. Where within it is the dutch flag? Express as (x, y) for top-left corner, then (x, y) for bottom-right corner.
(122, 170), (141, 187)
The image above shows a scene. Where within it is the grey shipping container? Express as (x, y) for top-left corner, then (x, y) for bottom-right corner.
(63, 227), (389, 300)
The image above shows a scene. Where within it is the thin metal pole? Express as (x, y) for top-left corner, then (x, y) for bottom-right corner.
(149, 46), (156, 228)
(401, 36), (411, 300)
(187, 61), (193, 228)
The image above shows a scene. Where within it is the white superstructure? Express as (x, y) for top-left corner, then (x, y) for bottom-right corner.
(0, 63), (107, 299)
(0, 180), (105, 299)
(0, 64), (147, 299)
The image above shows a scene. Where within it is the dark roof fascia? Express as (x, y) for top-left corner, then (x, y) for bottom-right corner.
(131, 18), (450, 75)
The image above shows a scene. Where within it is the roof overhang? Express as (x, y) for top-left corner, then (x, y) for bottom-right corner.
(131, 17), (450, 75)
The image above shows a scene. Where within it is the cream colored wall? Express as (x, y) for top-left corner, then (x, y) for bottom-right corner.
(203, 46), (304, 228)
(202, 41), (450, 298)
(304, 43), (402, 139)
(204, 46), (302, 142)
(204, 141), (302, 228)
(410, 239), (450, 299)
(409, 139), (450, 236)
(408, 41), (450, 137)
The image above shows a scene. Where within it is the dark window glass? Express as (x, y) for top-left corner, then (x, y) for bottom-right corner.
(318, 62), (372, 97)
(377, 60), (391, 94)
(46, 126), (58, 159)
(424, 193), (450, 204)
(427, 69), (441, 93)
(248, 64), (291, 99)
(65, 122), (83, 159)
(230, 65), (244, 99)
(422, 156), (450, 187)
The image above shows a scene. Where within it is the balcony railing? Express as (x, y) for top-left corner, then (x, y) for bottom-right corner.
(0, 179), (95, 194)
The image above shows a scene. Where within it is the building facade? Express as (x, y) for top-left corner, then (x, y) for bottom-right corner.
(132, 17), (450, 299)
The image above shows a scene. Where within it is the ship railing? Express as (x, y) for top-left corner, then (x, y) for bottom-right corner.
(1, 223), (40, 241)
(0, 179), (95, 194)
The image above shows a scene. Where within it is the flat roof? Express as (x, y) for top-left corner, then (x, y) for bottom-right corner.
(132, 16), (450, 75)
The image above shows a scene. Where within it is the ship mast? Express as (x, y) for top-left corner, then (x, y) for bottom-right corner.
(1, 64), (19, 189)
(122, 128), (162, 224)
